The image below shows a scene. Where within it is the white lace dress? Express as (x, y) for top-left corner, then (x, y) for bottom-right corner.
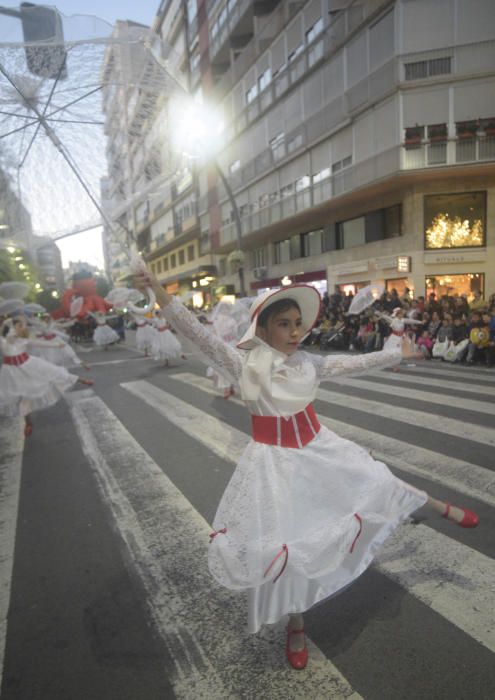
(163, 298), (427, 633)
(93, 319), (119, 347)
(29, 331), (82, 368)
(151, 318), (182, 361)
(0, 336), (78, 417)
(134, 317), (156, 354)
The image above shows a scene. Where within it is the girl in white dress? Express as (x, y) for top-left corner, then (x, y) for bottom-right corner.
(136, 271), (479, 671)
(0, 317), (92, 436)
(91, 312), (120, 349)
(151, 310), (184, 365)
(29, 316), (91, 370)
(208, 301), (239, 398)
(133, 314), (156, 356)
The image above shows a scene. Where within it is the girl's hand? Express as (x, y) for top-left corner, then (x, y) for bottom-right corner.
(400, 335), (424, 360)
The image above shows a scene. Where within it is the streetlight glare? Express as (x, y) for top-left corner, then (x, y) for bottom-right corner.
(170, 95), (224, 161)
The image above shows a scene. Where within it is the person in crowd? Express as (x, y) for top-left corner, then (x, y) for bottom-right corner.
(470, 289), (486, 312)
(465, 311), (485, 364)
(417, 330), (434, 358)
(487, 309), (495, 368)
(427, 311), (442, 340)
(426, 292), (441, 315)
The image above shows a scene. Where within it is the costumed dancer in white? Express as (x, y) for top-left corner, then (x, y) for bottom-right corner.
(133, 314), (156, 356)
(29, 315), (91, 370)
(0, 317), (92, 436)
(378, 307), (424, 350)
(136, 268), (479, 671)
(151, 310), (185, 366)
(91, 312), (120, 350)
(207, 300), (238, 399)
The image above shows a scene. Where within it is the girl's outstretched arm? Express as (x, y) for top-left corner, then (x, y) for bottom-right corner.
(135, 270), (243, 382)
(306, 337), (420, 380)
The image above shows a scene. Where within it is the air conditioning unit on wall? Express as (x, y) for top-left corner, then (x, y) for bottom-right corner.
(253, 267), (268, 280)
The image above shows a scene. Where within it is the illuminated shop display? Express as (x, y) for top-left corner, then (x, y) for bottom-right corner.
(425, 273), (484, 300)
(424, 192), (486, 250)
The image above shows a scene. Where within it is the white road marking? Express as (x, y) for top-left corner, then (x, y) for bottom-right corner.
(391, 363), (495, 380)
(325, 376), (495, 415)
(67, 390), (360, 699)
(355, 370), (495, 396)
(316, 387), (495, 447)
(121, 380), (495, 653)
(0, 418), (24, 690)
(170, 372), (495, 507)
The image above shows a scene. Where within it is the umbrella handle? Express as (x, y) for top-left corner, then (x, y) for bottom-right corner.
(127, 287), (156, 315)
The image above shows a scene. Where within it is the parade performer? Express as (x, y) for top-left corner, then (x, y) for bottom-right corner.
(135, 268), (479, 671)
(151, 310), (184, 366)
(377, 307), (424, 350)
(0, 317), (92, 436)
(207, 300), (239, 399)
(29, 316), (91, 370)
(90, 312), (119, 350)
(133, 314), (155, 356)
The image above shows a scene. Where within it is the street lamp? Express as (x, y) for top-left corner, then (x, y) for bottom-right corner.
(169, 95), (246, 296)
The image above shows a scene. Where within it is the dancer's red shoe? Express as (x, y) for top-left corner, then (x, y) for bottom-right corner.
(286, 628), (308, 670)
(79, 378), (94, 386)
(442, 503), (479, 528)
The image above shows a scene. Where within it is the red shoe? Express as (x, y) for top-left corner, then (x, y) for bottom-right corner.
(286, 627), (308, 670)
(79, 378), (94, 386)
(24, 422), (33, 437)
(442, 502), (479, 528)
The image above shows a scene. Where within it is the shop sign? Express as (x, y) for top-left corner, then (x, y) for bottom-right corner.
(424, 250), (486, 265)
(336, 262), (369, 276)
(397, 256), (411, 273)
(374, 256), (397, 270)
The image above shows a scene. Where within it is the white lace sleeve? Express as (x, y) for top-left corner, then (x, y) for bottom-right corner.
(304, 348), (402, 380)
(163, 297), (243, 381)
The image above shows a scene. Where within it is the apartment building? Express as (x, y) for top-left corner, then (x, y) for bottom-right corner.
(188, 0), (495, 301)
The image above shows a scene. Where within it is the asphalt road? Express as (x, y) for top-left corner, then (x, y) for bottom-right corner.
(1, 338), (494, 699)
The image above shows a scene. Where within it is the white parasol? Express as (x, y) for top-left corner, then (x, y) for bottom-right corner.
(0, 281), (30, 300)
(347, 283), (384, 315)
(0, 298), (26, 315)
(24, 302), (46, 313)
(70, 295), (84, 317)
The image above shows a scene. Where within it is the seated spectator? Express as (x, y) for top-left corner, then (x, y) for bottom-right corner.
(427, 311), (442, 339)
(432, 317), (453, 359)
(417, 330), (433, 358)
(426, 292), (441, 315)
(487, 309), (495, 368)
(470, 289), (486, 312)
(466, 311), (489, 364)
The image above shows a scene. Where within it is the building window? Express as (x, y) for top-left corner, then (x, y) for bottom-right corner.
(270, 132), (285, 160)
(288, 44), (304, 63)
(219, 257), (226, 276)
(163, 257), (169, 271)
(332, 155), (352, 174)
(171, 253), (176, 268)
(404, 57), (451, 80)
(151, 263), (156, 275)
(302, 230), (323, 257)
(258, 68), (271, 93)
(273, 239), (290, 264)
(246, 84), (258, 104)
(338, 217), (366, 249)
(306, 17), (323, 44)
(427, 123), (448, 142)
(424, 192), (486, 249)
(178, 249), (185, 265)
(425, 273), (484, 302)
(295, 175), (310, 191)
(280, 183), (294, 198)
(252, 247), (266, 267)
(229, 159), (240, 174)
(290, 234), (302, 260)
(313, 167), (330, 183)
(187, 244), (195, 262)
(156, 259), (162, 273)
(287, 133), (303, 153)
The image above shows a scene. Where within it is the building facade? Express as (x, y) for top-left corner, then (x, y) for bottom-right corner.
(187, 0), (495, 301)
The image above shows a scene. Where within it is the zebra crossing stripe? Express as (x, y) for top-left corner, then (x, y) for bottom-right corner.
(361, 371), (495, 396)
(121, 379), (495, 653)
(391, 364), (495, 380)
(326, 376), (495, 415)
(169, 372), (495, 507)
(316, 387), (495, 447)
(0, 418), (24, 691)
(67, 390), (361, 699)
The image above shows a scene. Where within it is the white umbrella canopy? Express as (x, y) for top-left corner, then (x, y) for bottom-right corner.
(105, 287), (144, 309)
(24, 302), (46, 313)
(347, 283), (385, 316)
(69, 295), (84, 317)
(0, 8), (188, 258)
(0, 297), (25, 315)
(0, 281), (30, 299)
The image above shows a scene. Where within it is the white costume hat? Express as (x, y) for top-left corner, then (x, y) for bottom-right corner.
(391, 307), (403, 317)
(237, 284), (321, 350)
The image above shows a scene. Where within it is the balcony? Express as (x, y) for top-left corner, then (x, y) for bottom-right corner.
(402, 135), (495, 170)
(210, 0), (253, 67)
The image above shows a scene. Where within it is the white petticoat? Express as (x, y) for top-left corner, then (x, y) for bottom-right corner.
(208, 425), (427, 633)
(0, 355), (78, 417)
(29, 343), (82, 368)
(152, 329), (182, 361)
(136, 324), (155, 352)
(93, 324), (119, 346)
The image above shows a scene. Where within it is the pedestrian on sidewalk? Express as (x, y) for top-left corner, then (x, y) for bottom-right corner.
(135, 269), (479, 672)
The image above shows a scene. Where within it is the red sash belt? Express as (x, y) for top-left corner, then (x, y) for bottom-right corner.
(251, 404), (320, 448)
(3, 352), (29, 366)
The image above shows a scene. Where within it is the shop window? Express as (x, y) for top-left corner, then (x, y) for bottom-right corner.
(187, 244), (195, 262)
(385, 278), (410, 297)
(178, 249), (185, 265)
(425, 273), (484, 301)
(424, 192), (485, 249)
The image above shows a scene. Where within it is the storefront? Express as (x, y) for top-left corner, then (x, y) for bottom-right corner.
(251, 269), (328, 295)
(425, 272), (484, 300)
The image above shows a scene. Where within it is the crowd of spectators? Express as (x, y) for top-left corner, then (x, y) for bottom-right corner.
(308, 288), (495, 368)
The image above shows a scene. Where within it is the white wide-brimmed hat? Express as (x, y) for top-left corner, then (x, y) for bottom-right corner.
(237, 284), (321, 350)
